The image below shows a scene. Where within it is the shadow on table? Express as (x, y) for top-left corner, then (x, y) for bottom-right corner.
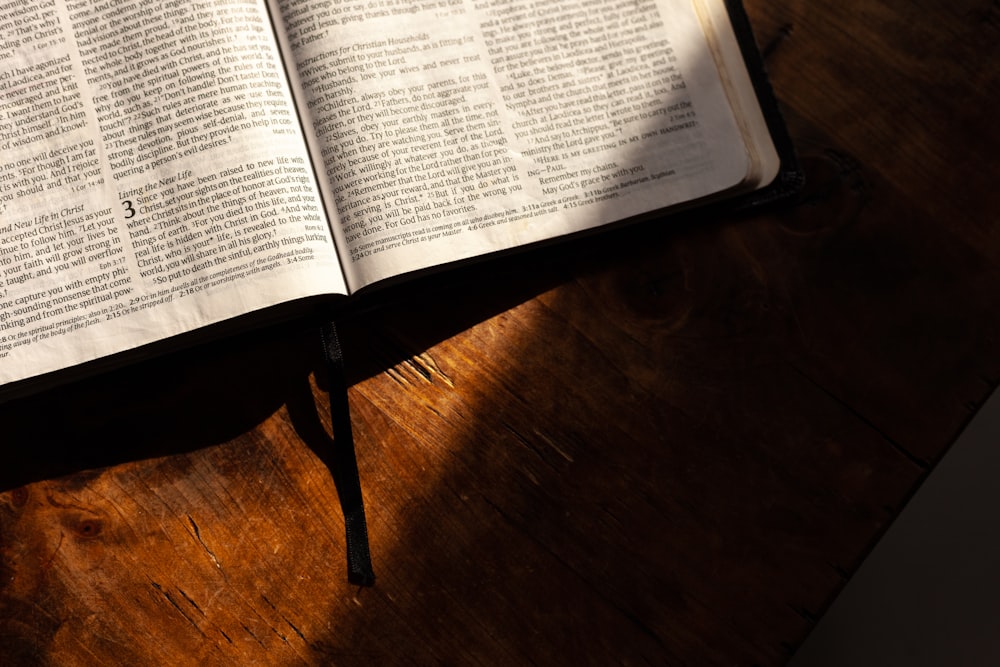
(0, 223), (602, 493)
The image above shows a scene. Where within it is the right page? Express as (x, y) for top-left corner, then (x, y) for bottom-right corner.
(271, 0), (772, 290)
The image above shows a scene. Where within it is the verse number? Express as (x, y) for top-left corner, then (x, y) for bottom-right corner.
(122, 200), (136, 219)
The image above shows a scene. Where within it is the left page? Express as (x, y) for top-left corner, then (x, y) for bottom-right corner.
(0, 0), (345, 388)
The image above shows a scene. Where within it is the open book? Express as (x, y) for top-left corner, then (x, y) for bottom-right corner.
(1, 0), (797, 394)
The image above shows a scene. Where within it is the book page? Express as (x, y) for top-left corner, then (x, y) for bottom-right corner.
(692, 0), (780, 186)
(0, 0), (345, 386)
(272, 0), (754, 289)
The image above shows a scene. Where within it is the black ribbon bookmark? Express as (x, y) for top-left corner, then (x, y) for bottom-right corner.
(320, 319), (376, 586)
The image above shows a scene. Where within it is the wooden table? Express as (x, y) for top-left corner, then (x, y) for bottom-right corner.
(2, 1), (998, 664)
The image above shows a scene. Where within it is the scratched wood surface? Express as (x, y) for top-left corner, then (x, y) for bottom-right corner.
(2, 0), (999, 665)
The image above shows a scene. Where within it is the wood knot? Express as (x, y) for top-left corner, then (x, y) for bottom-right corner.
(599, 248), (695, 332)
(57, 510), (106, 540)
(75, 518), (104, 539)
(777, 149), (870, 236)
(762, 23), (794, 61)
(10, 487), (29, 508)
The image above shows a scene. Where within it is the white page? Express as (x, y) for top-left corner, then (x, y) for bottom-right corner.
(271, 0), (752, 290)
(1, 0), (346, 386)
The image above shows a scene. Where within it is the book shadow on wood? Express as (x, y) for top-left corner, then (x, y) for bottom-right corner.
(0, 237), (586, 492)
(0, 199), (722, 494)
(0, 323), (308, 492)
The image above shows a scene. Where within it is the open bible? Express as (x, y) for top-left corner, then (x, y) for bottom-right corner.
(1, 0), (798, 394)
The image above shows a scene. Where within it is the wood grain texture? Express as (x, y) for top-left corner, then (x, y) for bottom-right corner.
(2, 1), (999, 665)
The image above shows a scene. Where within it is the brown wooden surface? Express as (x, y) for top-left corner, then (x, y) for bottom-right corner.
(2, 1), (999, 665)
